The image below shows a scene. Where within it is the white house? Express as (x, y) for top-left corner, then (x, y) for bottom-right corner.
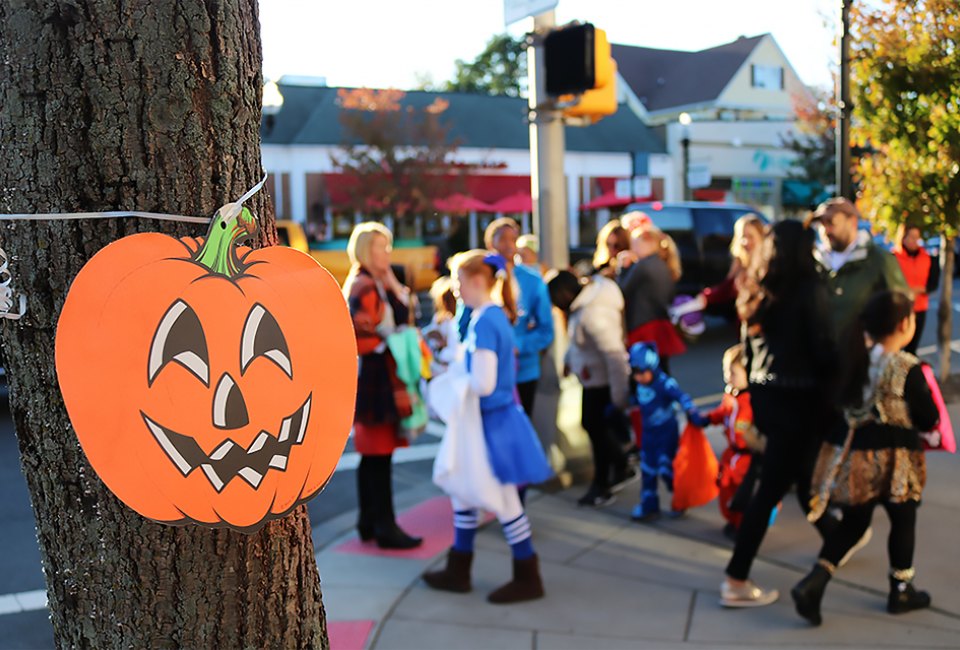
(613, 34), (817, 216)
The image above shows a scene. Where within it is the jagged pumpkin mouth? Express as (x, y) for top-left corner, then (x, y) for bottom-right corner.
(141, 394), (312, 492)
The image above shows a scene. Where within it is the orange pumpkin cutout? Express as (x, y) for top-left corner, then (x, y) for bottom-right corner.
(55, 206), (357, 533)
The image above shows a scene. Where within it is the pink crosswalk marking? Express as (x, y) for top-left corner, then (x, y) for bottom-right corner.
(328, 620), (374, 650)
(333, 496), (494, 559)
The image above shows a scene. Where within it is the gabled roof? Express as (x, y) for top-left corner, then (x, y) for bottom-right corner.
(612, 34), (766, 112)
(262, 84), (666, 154)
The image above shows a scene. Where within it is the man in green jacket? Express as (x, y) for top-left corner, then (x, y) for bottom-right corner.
(809, 197), (908, 345)
(807, 197), (908, 564)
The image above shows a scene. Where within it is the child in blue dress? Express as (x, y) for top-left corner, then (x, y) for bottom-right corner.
(629, 342), (707, 521)
(424, 250), (553, 604)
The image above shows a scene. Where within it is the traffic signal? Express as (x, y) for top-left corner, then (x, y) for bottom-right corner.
(546, 25), (617, 123)
(544, 23), (598, 96)
(562, 61), (617, 122)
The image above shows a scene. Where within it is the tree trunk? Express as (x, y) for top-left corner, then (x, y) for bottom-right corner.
(0, 3), (327, 648)
(938, 237), (955, 381)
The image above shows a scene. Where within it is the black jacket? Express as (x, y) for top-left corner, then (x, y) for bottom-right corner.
(744, 278), (836, 391)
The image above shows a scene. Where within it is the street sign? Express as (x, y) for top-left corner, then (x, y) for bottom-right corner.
(504, 0), (558, 26)
(687, 163), (712, 190)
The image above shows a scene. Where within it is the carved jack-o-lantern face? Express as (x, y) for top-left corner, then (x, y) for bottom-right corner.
(56, 208), (357, 533)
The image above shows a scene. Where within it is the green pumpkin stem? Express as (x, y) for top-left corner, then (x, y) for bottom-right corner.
(194, 206), (258, 277)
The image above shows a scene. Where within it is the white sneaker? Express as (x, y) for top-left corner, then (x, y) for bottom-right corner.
(839, 526), (873, 568)
(720, 580), (780, 608)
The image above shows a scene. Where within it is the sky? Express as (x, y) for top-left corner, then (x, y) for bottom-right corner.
(259, 0), (839, 92)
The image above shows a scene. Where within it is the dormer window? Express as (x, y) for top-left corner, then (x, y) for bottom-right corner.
(751, 64), (784, 90)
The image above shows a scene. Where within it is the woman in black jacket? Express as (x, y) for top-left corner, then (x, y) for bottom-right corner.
(720, 220), (837, 607)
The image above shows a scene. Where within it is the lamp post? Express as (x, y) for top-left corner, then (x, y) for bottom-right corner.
(262, 80), (284, 135)
(679, 112), (692, 201)
(837, 0), (853, 200)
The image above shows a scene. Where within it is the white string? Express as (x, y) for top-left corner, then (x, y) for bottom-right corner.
(0, 211), (210, 223)
(0, 174), (269, 320)
(0, 174), (269, 225)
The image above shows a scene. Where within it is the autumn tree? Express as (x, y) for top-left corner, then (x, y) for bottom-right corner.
(444, 33), (527, 97)
(330, 88), (463, 230)
(851, 0), (960, 377)
(782, 87), (838, 190)
(0, 2), (329, 647)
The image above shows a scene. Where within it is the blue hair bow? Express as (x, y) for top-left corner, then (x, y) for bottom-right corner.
(484, 253), (507, 276)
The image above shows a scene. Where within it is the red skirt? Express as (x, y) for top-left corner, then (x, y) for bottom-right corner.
(627, 319), (687, 357)
(353, 422), (408, 456)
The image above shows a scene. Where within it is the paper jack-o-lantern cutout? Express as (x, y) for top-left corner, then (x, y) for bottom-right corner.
(56, 206), (357, 533)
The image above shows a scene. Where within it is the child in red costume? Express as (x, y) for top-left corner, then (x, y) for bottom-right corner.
(705, 345), (765, 538)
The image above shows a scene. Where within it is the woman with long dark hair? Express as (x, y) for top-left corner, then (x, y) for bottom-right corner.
(720, 220), (837, 607)
(791, 290), (937, 625)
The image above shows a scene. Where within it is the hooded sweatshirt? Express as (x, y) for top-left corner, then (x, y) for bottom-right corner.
(563, 275), (630, 408)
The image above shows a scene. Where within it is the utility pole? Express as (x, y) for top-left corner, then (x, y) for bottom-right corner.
(528, 10), (569, 270)
(837, 0), (853, 200)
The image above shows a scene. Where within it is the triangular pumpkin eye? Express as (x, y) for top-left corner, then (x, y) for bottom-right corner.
(148, 300), (210, 386)
(241, 304), (292, 378)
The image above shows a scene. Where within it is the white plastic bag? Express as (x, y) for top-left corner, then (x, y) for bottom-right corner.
(429, 361), (520, 521)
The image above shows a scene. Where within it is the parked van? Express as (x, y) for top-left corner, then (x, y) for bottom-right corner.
(623, 201), (768, 296)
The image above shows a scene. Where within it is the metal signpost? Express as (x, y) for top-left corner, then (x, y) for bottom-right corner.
(506, 0), (569, 270)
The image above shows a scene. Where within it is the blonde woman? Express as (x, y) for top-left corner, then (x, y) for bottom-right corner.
(592, 220), (631, 278)
(343, 222), (422, 550)
(676, 214), (767, 317)
(616, 226), (685, 374)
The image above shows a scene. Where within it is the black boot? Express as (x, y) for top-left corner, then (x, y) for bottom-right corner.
(423, 548), (473, 593)
(372, 458), (422, 549)
(356, 457), (376, 541)
(487, 554), (545, 604)
(791, 563), (832, 626)
(888, 571), (931, 614)
(374, 522), (422, 549)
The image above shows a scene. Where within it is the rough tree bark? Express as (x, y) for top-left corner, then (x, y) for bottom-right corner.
(0, 2), (327, 648)
(938, 237), (955, 381)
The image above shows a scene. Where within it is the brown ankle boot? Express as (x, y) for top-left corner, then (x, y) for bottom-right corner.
(423, 548), (473, 593)
(487, 554), (545, 604)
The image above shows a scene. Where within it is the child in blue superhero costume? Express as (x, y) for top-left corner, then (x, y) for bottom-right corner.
(629, 342), (707, 521)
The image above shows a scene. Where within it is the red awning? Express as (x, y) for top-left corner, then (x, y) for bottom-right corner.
(320, 173), (531, 211)
(693, 189), (727, 201)
(490, 192), (532, 213)
(433, 193), (495, 213)
(580, 191), (654, 211)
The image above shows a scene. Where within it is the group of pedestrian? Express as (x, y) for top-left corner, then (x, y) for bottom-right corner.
(338, 194), (943, 623)
(720, 198), (938, 627)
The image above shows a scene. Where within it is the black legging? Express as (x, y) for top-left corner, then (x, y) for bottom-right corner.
(904, 310), (926, 356)
(517, 380), (538, 416)
(726, 386), (824, 581)
(356, 454), (396, 529)
(820, 500), (917, 570)
(581, 385), (627, 491)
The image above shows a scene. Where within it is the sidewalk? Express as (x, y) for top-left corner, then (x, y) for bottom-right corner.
(314, 414), (960, 649)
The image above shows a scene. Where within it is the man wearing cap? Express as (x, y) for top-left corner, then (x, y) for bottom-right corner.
(807, 197), (908, 560)
(809, 198), (908, 344)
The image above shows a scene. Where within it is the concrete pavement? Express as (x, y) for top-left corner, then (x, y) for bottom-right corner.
(314, 406), (960, 650)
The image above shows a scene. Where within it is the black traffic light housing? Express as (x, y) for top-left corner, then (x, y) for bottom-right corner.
(544, 23), (596, 96)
